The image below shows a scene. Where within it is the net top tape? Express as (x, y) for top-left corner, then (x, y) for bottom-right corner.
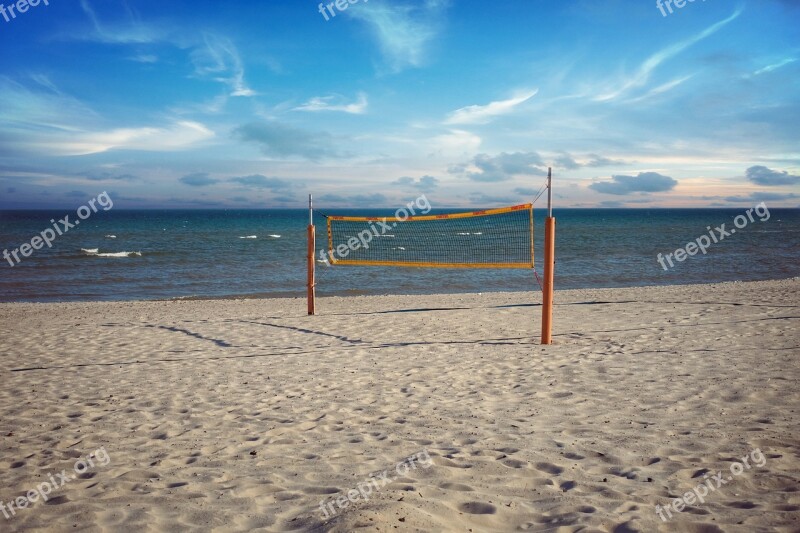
(327, 203), (532, 223)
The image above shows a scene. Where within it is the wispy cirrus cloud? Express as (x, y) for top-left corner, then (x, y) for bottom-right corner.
(0, 75), (99, 130)
(78, 1), (255, 100)
(752, 57), (797, 76)
(444, 89), (538, 125)
(58, 121), (214, 156)
(626, 75), (694, 103)
(191, 35), (256, 97)
(128, 54), (159, 64)
(595, 8), (742, 102)
(0, 76), (213, 156)
(78, 0), (163, 44)
(293, 93), (368, 114)
(347, 0), (449, 72)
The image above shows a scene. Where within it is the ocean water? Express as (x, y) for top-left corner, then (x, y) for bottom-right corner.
(0, 208), (798, 302)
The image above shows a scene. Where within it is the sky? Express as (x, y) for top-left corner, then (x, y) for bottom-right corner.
(0, 0), (798, 209)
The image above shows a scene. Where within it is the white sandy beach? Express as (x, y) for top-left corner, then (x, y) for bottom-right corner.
(0, 279), (798, 532)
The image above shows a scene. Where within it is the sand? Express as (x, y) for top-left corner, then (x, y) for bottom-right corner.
(0, 279), (798, 532)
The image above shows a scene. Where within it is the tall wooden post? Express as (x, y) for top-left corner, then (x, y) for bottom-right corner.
(541, 168), (555, 344)
(307, 194), (316, 316)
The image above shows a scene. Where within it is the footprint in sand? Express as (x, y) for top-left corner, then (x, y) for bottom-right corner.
(432, 456), (473, 469)
(772, 504), (800, 511)
(559, 480), (577, 491)
(727, 501), (758, 509)
(495, 447), (519, 454)
(439, 482), (474, 491)
(45, 496), (69, 505)
(534, 462), (563, 475)
(301, 486), (339, 495)
(185, 452), (201, 465)
(458, 502), (496, 514)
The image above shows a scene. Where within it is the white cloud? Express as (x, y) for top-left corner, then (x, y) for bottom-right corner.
(444, 89), (538, 125)
(431, 130), (482, 155)
(348, 0), (449, 72)
(191, 35), (256, 98)
(38, 121), (215, 156)
(595, 8), (742, 102)
(0, 76), (99, 131)
(753, 57), (797, 76)
(293, 93), (368, 114)
(78, 0), (162, 44)
(456, 152), (547, 182)
(129, 54), (159, 64)
(627, 75), (694, 103)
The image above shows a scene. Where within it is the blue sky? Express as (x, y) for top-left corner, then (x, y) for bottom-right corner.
(0, 0), (798, 209)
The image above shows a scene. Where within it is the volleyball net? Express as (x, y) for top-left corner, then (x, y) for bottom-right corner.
(324, 203), (534, 269)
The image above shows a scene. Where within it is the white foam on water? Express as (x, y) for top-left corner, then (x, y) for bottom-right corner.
(97, 251), (142, 258)
(81, 248), (141, 258)
(239, 235), (258, 239)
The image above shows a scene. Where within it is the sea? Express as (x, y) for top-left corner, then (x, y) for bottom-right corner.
(1, 208), (798, 302)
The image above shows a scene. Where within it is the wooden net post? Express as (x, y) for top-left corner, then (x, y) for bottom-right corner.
(541, 168), (555, 344)
(307, 194), (316, 316)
